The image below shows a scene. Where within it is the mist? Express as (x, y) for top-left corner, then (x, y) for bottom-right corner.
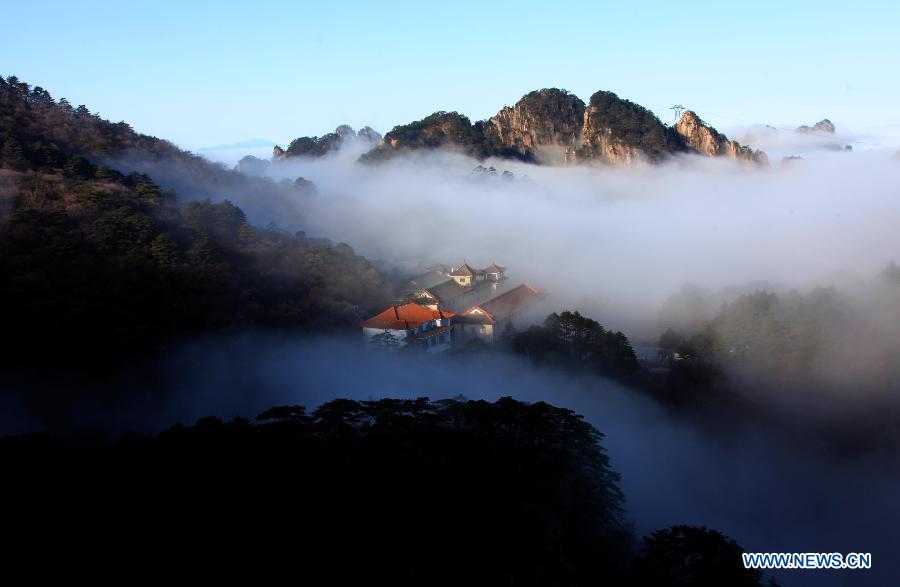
(62, 133), (900, 586)
(235, 144), (898, 333)
(99, 136), (900, 400)
(3, 331), (895, 586)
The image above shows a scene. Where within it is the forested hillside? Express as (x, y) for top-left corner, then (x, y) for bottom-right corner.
(2, 396), (767, 586)
(0, 75), (391, 361)
(657, 273), (900, 400)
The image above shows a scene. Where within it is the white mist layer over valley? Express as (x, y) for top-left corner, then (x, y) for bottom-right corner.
(237, 145), (900, 339)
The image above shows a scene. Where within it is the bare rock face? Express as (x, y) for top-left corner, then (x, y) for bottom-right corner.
(360, 88), (767, 166)
(674, 111), (767, 164)
(578, 91), (675, 164)
(485, 89), (585, 163)
(577, 124), (643, 165)
(272, 145), (286, 160)
(797, 119), (836, 134)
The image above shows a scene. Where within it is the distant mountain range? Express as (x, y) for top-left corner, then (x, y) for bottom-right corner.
(276, 88), (769, 166)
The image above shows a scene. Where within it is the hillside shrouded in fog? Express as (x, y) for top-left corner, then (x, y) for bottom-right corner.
(3, 333), (897, 586)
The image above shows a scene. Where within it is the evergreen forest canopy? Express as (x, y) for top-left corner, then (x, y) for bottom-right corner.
(656, 272), (900, 398)
(510, 310), (640, 376)
(361, 110), (494, 161)
(2, 396), (769, 587)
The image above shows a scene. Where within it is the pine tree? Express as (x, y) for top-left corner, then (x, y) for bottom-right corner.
(371, 329), (401, 350)
(150, 234), (179, 268)
(237, 223), (258, 244)
(2, 136), (25, 169)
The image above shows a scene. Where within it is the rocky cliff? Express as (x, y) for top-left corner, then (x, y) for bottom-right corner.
(797, 119), (836, 134)
(674, 111), (768, 164)
(577, 91), (679, 164)
(357, 126), (382, 143)
(484, 89), (585, 163)
(360, 89), (767, 166)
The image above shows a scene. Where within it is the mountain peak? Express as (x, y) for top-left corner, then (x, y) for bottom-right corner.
(484, 88), (585, 164)
(278, 124), (382, 160)
(797, 119), (836, 134)
(361, 88), (767, 166)
(674, 111), (768, 164)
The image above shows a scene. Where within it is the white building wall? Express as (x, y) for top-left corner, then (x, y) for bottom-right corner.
(363, 319), (452, 351)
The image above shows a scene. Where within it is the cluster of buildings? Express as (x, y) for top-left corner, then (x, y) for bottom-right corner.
(361, 262), (546, 352)
(403, 262), (508, 312)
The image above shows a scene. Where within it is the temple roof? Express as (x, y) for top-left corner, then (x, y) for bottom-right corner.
(427, 279), (471, 301)
(462, 284), (544, 323)
(404, 269), (450, 293)
(361, 303), (454, 330)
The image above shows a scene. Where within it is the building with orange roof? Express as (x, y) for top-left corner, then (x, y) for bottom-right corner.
(361, 302), (455, 352)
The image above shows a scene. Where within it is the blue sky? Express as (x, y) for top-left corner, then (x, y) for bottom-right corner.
(3, 0), (899, 149)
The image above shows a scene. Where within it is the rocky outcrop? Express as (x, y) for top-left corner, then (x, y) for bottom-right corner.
(279, 125), (381, 160)
(796, 119), (854, 151)
(576, 127), (644, 165)
(578, 91), (678, 164)
(335, 125), (356, 140)
(293, 176), (317, 194)
(361, 112), (488, 161)
(483, 89), (676, 165)
(674, 111), (768, 164)
(484, 89), (585, 163)
(361, 89), (767, 166)
(471, 165), (516, 181)
(357, 126), (382, 143)
(235, 155), (270, 175)
(797, 119), (835, 134)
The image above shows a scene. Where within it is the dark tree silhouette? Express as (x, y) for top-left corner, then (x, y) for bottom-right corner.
(634, 525), (767, 587)
(512, 310), (640, 377)
(3, 396), (632, 584)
